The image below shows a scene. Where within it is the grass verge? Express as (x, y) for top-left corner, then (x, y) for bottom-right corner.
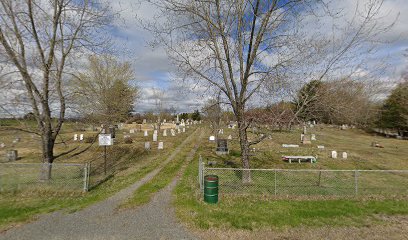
(173, 154), (408, 230)
(0, 128), (194, 231)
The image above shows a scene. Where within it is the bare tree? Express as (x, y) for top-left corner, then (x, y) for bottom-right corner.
(144, 0), (393, 182)
(0, 0), (111, 179)
(70, 54), (139, 125)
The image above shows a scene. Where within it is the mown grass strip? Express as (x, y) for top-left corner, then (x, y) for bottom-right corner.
(173, 149), (408, 230)
(120, 134), (199, 208)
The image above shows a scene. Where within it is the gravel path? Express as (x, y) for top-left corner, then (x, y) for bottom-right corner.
(0, 129), (201, 240)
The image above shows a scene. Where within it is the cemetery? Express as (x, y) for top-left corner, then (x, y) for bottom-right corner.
(0, 0), (407, 239)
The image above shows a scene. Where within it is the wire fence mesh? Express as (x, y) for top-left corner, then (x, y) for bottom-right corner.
(200, 164), (408, 197)
(0, 162), (88, 193)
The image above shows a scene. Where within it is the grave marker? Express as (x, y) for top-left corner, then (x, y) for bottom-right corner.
(342, 152), (348, 159)
(171, 129), (176, 136)
(74, 134), (78, 141)
(311, 134), (316, 141)
(153, 134), (158, 142)
(79, 134), (84, 141)
(145, 142), (151, 150)
(209, 136), (215, 141)
(6, 150), (18, 161)
(144, 130), (148, 137)
(158, 142), (164, 150)
(331, 151), (337, 158)
(163, 129), (167, 137)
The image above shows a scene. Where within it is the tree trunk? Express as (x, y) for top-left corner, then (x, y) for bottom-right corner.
(237, 111), (251, 183)
(40, 130), (55, 180)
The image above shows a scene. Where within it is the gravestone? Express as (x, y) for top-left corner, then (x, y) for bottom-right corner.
(158, 141), (164, 150)
(153, 134), (158, 142)
(144, 130), (148, 137)
(129, 129), (135, 134)
(109, 127), (116, 138)
(282, 144), (299, 148)
(163, 119), (166, 123)
(6, 150), (18, 161)
(331, 151), (337, 159)
(154, 130), (158, 135)
(227, 135), (232, 140)
(80, 134), (84, 141)
(0, 143), (5, 148)
(163, 129), (167, 137)
(209, 136), (215, 141)
(74, 134), (78, 141)
(302, 135), (311, 144)
(171, 129), (176, 136)
(303, 126), (307, 134)
(342, 152), (348, 159)
(143, 119), (147, 124)
(311, 134), (316, 141)
(216, 139), (229, 155)
(177, 128), (181, 134)
(124, 135), (131, 139)
(317, 145), (325, 150)
(12, 138), (20, 144)
(300, 134), (304, 141)
(182, 128), (185, 133)
(144, 142), (151, 150)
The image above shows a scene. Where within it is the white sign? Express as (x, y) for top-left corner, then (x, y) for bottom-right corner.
(99, 134), (113, 146)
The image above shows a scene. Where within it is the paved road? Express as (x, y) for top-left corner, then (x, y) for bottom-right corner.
(0, 129), (202, 240)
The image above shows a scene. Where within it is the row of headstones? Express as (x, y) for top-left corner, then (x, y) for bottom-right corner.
(144, 141), (164, 150)
(73, 134), (84, 141)
(140, 119), (202, 125)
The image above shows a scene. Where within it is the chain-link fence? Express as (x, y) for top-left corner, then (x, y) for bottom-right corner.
(0, 163), (89, 193)
(199, 161), (408, 197)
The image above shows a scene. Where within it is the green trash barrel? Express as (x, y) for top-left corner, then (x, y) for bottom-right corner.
(204, 175), (218, 204)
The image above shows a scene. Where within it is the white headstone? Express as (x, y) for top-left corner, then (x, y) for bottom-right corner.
(342, 152), (348, 159)
(303, 126), (307, 134)
(154, 130), (158, 135)
(158, 141), (164, 150)
(129, 129), (135, 134)
(311, 134), (316, 141)
(153, 134), (158, 142)
(163, 129), (167, 136)
(0, 143), (5, 148)
(12, 138), (20, 144)
(143, 119), (147, 124)
(163, 119), (166, 123)
(300, 134), (304, 141)
(282, 144), (299, 148)
(145, 142), (151, 150)
(79, 134), (84, 141)
(171, 129), (176, 136)
(331, 151), (337, 159)
(177, 128), (181, 133)
(182, 128), (185, 133)
(74, 134), (78, 141)
(144, 130), (148, 137)
(228, 135), (232, 140)
(317, 145), (325, 149)
(209, 136), (215, 141)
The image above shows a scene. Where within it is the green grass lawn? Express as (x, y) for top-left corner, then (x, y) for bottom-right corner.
(174, 148), (408, 230)
(0, 122), (196, 230)
(174, 125), (408, 230)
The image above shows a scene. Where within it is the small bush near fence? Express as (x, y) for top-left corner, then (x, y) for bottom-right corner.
(199, 161), (408, 197)
(0, 163), (88, 194)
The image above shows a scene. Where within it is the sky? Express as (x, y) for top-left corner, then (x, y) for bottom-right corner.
(0, 0), (406, 117)
(104, 0), (408, 113)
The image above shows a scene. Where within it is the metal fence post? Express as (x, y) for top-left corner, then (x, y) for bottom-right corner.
(274, 169), (277, 196)
(83, 163), (88, 192)
(354, 170), (358, 196)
